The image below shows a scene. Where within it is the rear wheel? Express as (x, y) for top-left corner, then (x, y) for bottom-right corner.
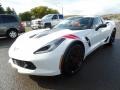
(61, 43), (84, 76)
(45, 23), (52, 28)
(7, 30), (18, 39)
(107, 29), (116, 45)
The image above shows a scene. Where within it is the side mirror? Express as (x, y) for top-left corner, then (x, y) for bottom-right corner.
(95, 24), (107, 31)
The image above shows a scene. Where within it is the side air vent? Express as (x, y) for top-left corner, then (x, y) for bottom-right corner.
(85, 37), (91, 47)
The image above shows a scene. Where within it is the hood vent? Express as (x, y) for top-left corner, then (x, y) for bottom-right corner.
(36, 33), (49, 38)
(29, 31), (50, 39)
(29, 29), (59, 39)
(29, 34), (37, 38)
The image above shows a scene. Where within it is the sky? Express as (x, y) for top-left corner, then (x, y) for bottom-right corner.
(1, 0), (120, 15)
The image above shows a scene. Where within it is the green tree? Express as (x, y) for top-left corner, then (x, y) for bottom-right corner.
(0, 5), (5, 14)
(46, 8), (59, 14)
(19, 11), (32, 21)
(12, 8), (17, 15)
(19, 6), (59, 21)
(6, 7), (16, 15)
(31, 6), (59, 18)
(6, 7), (12, 14)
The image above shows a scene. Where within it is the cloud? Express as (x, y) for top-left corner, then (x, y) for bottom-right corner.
(1, 0), (120, 15)
(64, 0), (120, 15)
(1, 0), (51, 13)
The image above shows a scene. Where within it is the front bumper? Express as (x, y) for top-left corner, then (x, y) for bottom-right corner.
(8, 41), (70, 76)
(8, 37), (73, 76)
(9, 58), (60, 76)
(9, 51), (62, 76)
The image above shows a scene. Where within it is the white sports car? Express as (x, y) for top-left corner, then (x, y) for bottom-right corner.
(9, 16), (116, 76)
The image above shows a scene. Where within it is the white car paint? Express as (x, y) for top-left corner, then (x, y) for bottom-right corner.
(40, 14), (64, 28)
(9, 16), (116, 76)
(31, 19), (41, 30)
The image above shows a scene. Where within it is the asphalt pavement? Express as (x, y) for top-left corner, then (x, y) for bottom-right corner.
(0, 23), (120, 90)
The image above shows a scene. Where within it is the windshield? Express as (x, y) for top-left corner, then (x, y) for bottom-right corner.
(42, 14), (53, 20)
(53, 17), (93, 30)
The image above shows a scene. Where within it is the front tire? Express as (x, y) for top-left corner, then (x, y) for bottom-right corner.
(61, 43), (84, 76)
(7, 30), (18, 39)
(44, 23), (52, 28)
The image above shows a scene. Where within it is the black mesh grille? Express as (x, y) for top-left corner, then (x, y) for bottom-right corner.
(12, 58), (36, 70)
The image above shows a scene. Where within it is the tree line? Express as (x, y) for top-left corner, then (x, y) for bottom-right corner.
(19, 6), (59, 21)
(0, 5), (16, 15)
(0, 4), (59, 21)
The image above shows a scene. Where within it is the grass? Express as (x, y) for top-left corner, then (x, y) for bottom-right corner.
(25, 27), (32, 32)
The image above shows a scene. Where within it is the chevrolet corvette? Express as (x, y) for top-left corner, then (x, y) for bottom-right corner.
(9, 16), (116, 76)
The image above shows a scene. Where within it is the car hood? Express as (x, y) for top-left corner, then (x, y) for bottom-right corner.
(9, 28), (74, 54)
(41, 18), (50, 22)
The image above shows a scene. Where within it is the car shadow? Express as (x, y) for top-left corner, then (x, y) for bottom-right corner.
(0, 37), (15, 48)
(30, 39), (120, 90)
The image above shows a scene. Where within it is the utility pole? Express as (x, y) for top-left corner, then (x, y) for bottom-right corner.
(62, 7), (63, 15)
(57, 0), (64, 15)
(61, 0), (63, 15)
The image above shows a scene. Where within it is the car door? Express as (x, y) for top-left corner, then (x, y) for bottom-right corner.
(92, 17), (104, 44)
(84, 17), (104, 55)
(51, 15), (59, 26)
(75, 17), (101, 55)
(58, 15), (63, 22)
(0, 15), (6, 35)
(0, 15), (2, 35)
(99, 17), (109, 41)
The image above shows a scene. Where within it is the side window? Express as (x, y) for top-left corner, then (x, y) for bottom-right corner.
(52, 15), (58, 20)
(1, 15), (18, 23)
(92, 17), (103, 28)
(59, 15), (63, 19)
(79, 18), (92, 29)
(80, 18), (91, 26)
(9, 16), (18, 22)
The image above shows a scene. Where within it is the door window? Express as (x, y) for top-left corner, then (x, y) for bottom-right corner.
(59, 15), (63, 19)
(92, 17), (103, 28)
(52, 15), (58, 20)
(1, 15), (18, 23)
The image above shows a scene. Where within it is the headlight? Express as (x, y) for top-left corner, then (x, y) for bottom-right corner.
(34, 38), (65, 54)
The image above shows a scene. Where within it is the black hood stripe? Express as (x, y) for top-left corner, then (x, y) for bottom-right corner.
(29, 29), (61, 39)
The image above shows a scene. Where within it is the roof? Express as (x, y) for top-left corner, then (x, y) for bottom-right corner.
(66, 15), (100, 19)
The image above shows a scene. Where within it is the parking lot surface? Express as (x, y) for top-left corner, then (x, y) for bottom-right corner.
(0, 23), (120, 90)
